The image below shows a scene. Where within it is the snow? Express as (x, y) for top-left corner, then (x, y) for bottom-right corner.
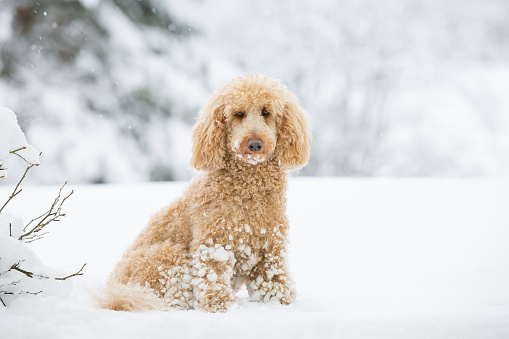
(0, 219), (72, 306)
(0, 212), (24, 239)
(0, 107), (75, 305)
(232, 139), (241, 152)
(0, 107), (40, 178)
(0, 178), (508, 338)
(212, 247), (230, 263)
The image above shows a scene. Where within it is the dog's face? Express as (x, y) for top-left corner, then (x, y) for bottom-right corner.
(191, 74), (310, 171)
(224, 93), (280, 165)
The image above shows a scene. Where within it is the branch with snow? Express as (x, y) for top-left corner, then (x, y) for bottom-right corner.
(0, 164), (34, 215)
(0, 107), (40, 179)
(0, 288), (42, 308)
(0, 107), (85, 307)
(3, 260), (86, 281)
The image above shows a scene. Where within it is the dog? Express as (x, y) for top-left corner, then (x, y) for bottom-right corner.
(96, 74), (310, 312)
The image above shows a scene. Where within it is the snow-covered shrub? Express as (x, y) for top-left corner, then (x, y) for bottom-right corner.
(0, 107), (85, 307)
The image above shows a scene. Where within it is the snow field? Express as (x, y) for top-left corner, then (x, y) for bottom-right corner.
(0, 178), (508, 338)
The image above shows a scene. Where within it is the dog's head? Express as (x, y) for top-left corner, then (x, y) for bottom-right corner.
(191, 74), (310, 171)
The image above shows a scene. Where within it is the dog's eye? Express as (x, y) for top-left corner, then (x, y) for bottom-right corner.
(235, 112), (245, 118)
(262, 109), (270, 117)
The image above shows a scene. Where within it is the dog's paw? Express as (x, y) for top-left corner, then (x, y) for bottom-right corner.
(199, 300), (232, 313)
(249, 280), (296, 305)
(196, 282), (236, 313)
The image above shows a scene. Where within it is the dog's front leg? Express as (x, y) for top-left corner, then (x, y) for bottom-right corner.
(191, 243), (237, 312)
(246, 223), (296, 305)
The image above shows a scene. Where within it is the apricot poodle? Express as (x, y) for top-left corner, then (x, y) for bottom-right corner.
(96, 74), (310, 312)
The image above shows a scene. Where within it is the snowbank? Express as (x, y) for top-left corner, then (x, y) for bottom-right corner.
(0, 107), (40, 178)
(0, 107), (73, 306)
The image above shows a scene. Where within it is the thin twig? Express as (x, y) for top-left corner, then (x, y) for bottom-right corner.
(0, 164), (34, 215)
(11, 264), (49, 280)
(24, 232), (49, 243)
(1, 261), (86, 307)
(9, 261), (86, 281)
(9, 147), (26, 154)
(0, 290), (42, 296)
(20, 181), (74, 242)
(0, 280), (21, 306)
(0, 162), (5, 179)
(9, 148), (41, 167)
(55, 263), (87, 281)
(10, 265), (34, 278)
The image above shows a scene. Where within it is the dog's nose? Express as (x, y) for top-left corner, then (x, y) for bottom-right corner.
(247, 139), (263, 152)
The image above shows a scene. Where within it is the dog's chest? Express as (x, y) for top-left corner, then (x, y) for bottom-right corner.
(197, 183), (284, 273)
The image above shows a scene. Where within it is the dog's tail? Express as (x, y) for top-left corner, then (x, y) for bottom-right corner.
(92, 281), (165, 312)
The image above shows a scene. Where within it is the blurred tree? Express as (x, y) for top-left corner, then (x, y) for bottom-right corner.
(0, 0), (198, 183)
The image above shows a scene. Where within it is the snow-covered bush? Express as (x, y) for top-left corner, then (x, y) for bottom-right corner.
(0, 108), (40, 179)
(0, 107), (84, 307)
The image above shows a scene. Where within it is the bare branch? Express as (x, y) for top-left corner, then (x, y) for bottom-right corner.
(0, 261), (86, 307)
(24, 232), (49, 243)
(55, 263), (87, 281)
(0, 161), (5, 180)
(19, 181), (74, 242)
(10, 263), (49, 280)
(9, 147), (26, 154)
(0, 164), (34, 215)
(0, 290), (42, 297)
(0, 151), (84, 307)
(8, 261), (86, 281)
(0, 289), (43, 306)
(9, 148), (41, 167)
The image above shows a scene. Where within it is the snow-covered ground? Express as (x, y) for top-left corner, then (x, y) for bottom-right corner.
(1, 178), (508, 338)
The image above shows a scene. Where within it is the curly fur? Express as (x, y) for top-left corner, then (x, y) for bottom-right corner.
(95, 74), (310, 312)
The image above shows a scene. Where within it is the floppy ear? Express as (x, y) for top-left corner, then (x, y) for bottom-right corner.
(275, 96), (310, 170)
(190, 93), (227, 171)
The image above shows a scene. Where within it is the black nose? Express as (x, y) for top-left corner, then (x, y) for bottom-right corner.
(247, 139), (263, 152)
